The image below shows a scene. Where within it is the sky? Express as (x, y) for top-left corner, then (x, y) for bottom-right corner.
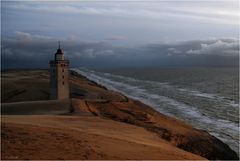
(1, 0), (239, 69)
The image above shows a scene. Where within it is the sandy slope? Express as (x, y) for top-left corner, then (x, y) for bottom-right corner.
(1, 115), (205, 160)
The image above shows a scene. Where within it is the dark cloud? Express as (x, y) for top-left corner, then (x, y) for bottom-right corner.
(1, 32), (118, 69)
(105, 35), (127, 41)
(1, 32), (239, 69)
(145, 38), (239, 56)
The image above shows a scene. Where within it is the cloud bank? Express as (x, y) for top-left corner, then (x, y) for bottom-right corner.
(1, 31), (239, 69)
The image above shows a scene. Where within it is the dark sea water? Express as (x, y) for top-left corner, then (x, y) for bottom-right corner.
(73, 67), (239, 155)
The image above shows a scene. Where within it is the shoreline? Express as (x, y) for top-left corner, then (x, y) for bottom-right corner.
(1, 69), (239, 160)
(73, 67), (239, 154)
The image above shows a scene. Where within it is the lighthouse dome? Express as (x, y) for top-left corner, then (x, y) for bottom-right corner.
(56, 48), (64, 55)
(55, 42), (64, 60)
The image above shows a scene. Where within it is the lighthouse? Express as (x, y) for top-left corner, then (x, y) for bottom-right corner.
(49, 42), (70, 100)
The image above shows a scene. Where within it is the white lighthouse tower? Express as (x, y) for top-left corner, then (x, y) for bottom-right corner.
(49, 42), (70, 100)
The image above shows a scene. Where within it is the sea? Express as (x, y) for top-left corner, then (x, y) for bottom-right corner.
(73, 67), (239, 155)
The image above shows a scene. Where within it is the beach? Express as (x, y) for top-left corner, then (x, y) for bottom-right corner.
(1, 69), (238, 160)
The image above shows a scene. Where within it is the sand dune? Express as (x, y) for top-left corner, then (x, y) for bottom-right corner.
(1, 115), (205, 160)
(1, 70), (238, 160)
